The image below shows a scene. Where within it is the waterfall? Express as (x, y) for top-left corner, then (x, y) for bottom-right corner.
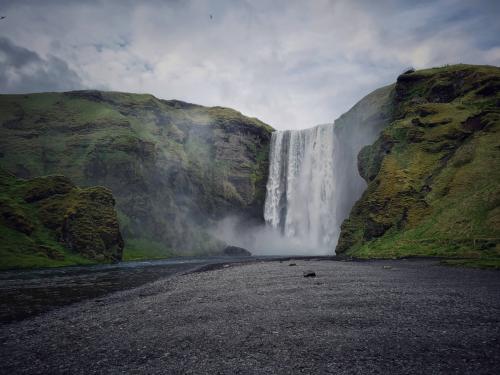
(217, 86), (389, 255)
(264, 124), (341, 254)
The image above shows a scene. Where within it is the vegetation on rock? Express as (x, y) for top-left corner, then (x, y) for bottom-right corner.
(0, 91), (273, 259)
(3, 65), (497, 266)
(336, 64), (500, 265)
(0, 168), (123, 269)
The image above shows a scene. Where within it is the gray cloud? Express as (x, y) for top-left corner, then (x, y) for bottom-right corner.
(0, 0), (499, 129)
(0, 37), (83, 93)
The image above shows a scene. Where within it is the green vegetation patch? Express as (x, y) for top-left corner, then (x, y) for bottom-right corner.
(0, 168), (123, 269)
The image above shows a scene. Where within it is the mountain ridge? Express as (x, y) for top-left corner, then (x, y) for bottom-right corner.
(0, 90), (273, 260)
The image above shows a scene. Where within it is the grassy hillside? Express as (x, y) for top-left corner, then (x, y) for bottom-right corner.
(336, 64), (500, 266)
(0, 168), (123, 269)
(0, 91), (273, 259)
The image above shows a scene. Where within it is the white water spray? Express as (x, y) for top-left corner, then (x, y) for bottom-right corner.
(264, 124), (341, 254)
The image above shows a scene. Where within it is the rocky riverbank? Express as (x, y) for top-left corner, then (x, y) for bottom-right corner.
(1, 259), (499, 374)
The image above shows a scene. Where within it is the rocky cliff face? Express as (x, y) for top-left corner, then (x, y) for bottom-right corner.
(0, 168), (123, 269)
(0, 91), (273, 258)
(332, 83), (395, 226)
(336, 64), (500, 259)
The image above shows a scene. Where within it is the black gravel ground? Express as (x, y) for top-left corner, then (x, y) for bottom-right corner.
(1, 259), (499, 374)
(0, 256), (263, 323)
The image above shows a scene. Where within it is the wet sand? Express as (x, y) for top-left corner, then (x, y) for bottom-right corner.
(1, 259), (499, 374)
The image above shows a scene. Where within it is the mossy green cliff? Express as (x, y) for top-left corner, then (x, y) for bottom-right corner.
(336, 64), (500, 263)
(0, 168), (123, 269)
(0, 91), (273, 259)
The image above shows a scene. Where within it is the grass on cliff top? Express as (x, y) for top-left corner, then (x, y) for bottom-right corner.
(0, 92), (125, 126)
(0, 89), (273, 189)
(410, 63), (499, 76)
(2, 90), (272, 131)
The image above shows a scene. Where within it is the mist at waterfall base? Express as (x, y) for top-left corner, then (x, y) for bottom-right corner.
(214, 117), (380, 256)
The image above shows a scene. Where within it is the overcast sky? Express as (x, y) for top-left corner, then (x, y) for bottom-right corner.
(0, 0), (499, 129)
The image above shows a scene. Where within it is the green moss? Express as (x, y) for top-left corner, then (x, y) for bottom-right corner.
(337, 64), (500, 264)
(0, 209), (97, 270)
(0, 168), (123, 269)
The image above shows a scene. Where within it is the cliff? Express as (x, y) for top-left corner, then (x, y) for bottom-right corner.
(336, 64), (500, 261)
(0, 91), (273, 259)
(332, 83), (395, 225)
(0, 168), (123, 269)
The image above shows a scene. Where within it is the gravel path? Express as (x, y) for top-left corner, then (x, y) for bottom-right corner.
(1, 259), (499, 374)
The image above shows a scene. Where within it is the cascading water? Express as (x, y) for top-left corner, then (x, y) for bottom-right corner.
(217, 87), (388, 256)
(264, 124), (341, 254)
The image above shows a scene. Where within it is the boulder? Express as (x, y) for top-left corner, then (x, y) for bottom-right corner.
(222, 245), (252, 256)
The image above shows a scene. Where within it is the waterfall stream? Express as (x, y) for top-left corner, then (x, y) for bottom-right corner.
(264, 124), (341, 254)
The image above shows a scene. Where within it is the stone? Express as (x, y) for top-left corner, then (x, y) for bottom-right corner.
(222, 245), (252, 256)
(303, 271), (316, 277)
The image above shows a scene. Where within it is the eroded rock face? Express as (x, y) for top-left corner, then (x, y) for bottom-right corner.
(39, 185), (124, 262)
(0, 92), (273, 256)
(336, 64), (500, 258)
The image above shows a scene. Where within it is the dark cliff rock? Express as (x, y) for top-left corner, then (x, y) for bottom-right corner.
(0, 168), (123, 269)
(0, 91), (273, 258)
(336, 64), (500, 259)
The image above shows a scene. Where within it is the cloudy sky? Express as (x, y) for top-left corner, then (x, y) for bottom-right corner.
(0, 0), (499, 129)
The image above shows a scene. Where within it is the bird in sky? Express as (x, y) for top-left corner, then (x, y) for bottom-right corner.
(209, 14), (213, 20)
(0, 16), (6, 20)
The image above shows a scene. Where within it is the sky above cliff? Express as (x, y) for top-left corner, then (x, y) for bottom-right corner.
(1, 0), (499, 130)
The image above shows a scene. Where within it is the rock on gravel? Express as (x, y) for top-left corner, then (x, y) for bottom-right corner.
(1, 260), (500, 374)
(222, 246), (252, 256)
(303, 270), (316, 277)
